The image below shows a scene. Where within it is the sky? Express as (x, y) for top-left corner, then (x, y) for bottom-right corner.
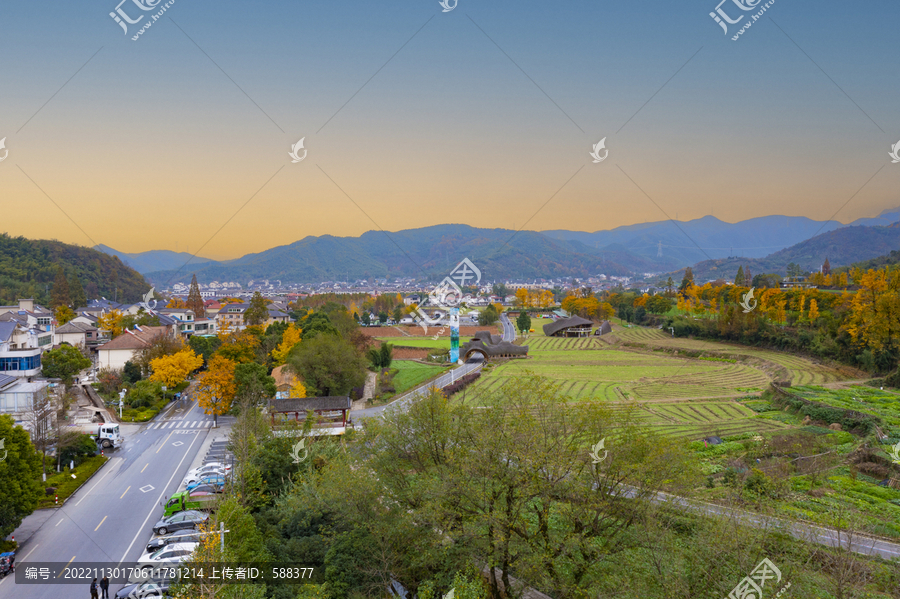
(1, 0), (899, 260)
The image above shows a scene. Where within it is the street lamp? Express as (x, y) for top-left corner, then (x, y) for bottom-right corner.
(118, 388), (126, 419)
(161, 385), (167, 401)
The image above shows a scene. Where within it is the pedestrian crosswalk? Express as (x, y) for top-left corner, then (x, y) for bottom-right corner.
(144, 420), (213, 430)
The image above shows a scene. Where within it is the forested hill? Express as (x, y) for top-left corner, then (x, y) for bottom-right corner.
(0, 234), (150, 306)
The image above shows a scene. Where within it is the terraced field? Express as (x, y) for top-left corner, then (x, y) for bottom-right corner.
(526, 336), (601, 351)
(465, 349), (771, 403)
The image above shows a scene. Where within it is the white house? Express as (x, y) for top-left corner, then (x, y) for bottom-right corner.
(95, 325), (174, 370)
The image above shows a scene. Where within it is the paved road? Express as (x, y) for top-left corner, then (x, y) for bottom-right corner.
(500, 313), (516, 342)
(0, 397), (222, 599)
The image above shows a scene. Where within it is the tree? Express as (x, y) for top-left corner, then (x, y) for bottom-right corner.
(743, 266), (753, 287)
(41, 344), (92, 389)
(392, 304), (403, 323)
(516, 311), (531, 333)
(808, 298), (820, 323)
(822, 257), (831, 276)
(188, 335), (222, 365)
(361, 312), (371, 326)
(290, 380), (307, 398)
(234, 362), (277, 406)
(287, 334), (367, 397)
(665, 277), (675, 295)
(123, 360), (142, 384)
(50, 265), (71, 309)
(134, 333), (185, 376)
(734, 266), (744, 286)
(24, 388), (56, 476)
(96, 367), (123, 395)
(515, 288), (529, 308)
(378, 311), (388, 324)
(679, 267), (694, 293)
(148, 349), (204, 388)
(478, 304), (499, 326)
(271, 323), (302, 365)
(244, 292), (269, 326)
(0, 415), (44, 540)
(55, 305), (75, 326)
(368, 343), (393, 369)
(301, 311), (339, 339)
(186, 274), (205, 318)
(68, 273), (87, 310)
(491, 283), (509, 297)
(97, 309), (125, 338)
(214, 329), (260, 365)
(195, 355), (237, 427)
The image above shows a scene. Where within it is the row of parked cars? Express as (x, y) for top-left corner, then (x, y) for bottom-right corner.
(115, 462), (233, 598)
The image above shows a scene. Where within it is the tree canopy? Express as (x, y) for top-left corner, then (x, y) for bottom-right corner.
(286, 333), (366, 397)
(41, 344), (91, 387)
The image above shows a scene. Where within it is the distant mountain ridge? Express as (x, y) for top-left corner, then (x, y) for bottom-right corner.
(94, 245), (215, 274)
(99, 207), (900, 284)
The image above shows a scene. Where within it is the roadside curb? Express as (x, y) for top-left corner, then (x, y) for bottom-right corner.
(39, 455), (112, 511)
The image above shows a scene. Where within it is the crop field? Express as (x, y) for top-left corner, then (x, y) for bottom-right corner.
(525, 336), (601, 351)
(465, 349), (771, 403)
(391, 361), (448, 394)
(789, 385), (900, 431)
(378, 337), (451, 349)
(610, 322), (849, 385)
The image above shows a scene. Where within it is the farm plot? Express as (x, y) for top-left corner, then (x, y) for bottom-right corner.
(525, 336), (600, 351)
(464, 349), (771, 404)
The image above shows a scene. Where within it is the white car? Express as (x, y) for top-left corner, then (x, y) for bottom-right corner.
(137, 542), (198, 566)
(182, 463), (230, 485)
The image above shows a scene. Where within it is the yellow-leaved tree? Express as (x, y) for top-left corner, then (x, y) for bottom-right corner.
(271, 323), (302, 365)
(148, 349), (204, 388)
(194, 355), (237, 427)
(97, 309), (125, 338)
(55, 305), (76, 326)
(808, 298), (820, 323)
(290, 380), (307, 398)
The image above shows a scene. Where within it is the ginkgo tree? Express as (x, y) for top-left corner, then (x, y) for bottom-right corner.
(194, 355), (237, 427)
(271, 323), (302, 365)
(97, 309), (125, 337)
(148, 349), (204, 389)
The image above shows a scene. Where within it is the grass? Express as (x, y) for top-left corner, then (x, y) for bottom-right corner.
(37, 456), (108, 508)
(391, 361), (448, 394)
(379, 337), (451, 349)
(789, 385), (900, 433)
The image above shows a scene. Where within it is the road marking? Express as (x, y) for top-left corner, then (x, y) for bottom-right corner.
(139, 484), (155, 493)
(58, 555), (76, 578)
(141, 462), (149, 473)
(74, 458), (119, 507)
(56, 518), (64, 526)
(118, 425), (206, 566)
(157, 431), (174, 453)
(120, 485), (131, 499)
(95, 516), (108, 531)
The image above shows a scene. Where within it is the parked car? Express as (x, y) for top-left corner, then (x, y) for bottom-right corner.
(153, 510), (208, 535)
(146, 531), (204, 554)
(116, 579), (173, 598)
(186, 475), (227, 492)
(183, 483), (222, 495)
(137, 542), (198, 566)
(183, 464), (230, 485)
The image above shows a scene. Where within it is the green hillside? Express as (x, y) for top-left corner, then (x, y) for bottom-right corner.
(0, 234), (150, 307)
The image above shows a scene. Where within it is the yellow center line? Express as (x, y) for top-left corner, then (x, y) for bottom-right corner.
(95, 516), (107, 531)
(157, 431), (174, 453)
(57, 556), (75, 578)
(141, 462), (149, 473)
(120, 486), (131, 499)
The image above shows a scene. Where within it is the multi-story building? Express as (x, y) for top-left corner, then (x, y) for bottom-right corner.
(0, 299), (55, 377)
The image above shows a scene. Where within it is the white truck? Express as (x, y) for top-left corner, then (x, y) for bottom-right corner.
(74, 423), (124, 449)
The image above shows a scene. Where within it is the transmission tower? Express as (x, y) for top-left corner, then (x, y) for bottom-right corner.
(657, 241), (662, 257)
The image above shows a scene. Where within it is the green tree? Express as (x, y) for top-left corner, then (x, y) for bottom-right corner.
(287, 334), (367, 397)
(188, 335), (223, 365)
(68, 273), (87, 310)
(492, 283), (509, 297)
(123, 360), (142, 384)
(41, 344), (91, 389)
(361, 312), (371, 326)
(234, 362), (277, 406)
(479, 304), (499, 326)
(301, 311), (338, 340)
(186, 274), (206, 318)
(665, 276), (675, 295)
(244, 291), (269, 326)
(392, 304), (403, 323)
(516, 311), (531, 333)
(734, 266), (745, 286)
(50, 266), (71, 309)
(679, 267), (694, 293)
(0, 415), (44, 541)
(368, 343), (393, 369)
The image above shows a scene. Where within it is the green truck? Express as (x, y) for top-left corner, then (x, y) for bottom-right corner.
(163, 491), (217, 517)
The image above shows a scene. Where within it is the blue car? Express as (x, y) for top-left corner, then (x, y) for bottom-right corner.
(186, 475), (226, 492)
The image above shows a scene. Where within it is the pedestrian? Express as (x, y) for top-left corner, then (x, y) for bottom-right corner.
(90, 577), (99, 599)
(100, 575), (109, 599)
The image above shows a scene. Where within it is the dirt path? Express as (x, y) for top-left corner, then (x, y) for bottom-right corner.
(351, 372), (377, 410)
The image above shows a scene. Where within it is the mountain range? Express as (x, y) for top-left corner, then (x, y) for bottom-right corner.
(94, 207), (900, 285)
